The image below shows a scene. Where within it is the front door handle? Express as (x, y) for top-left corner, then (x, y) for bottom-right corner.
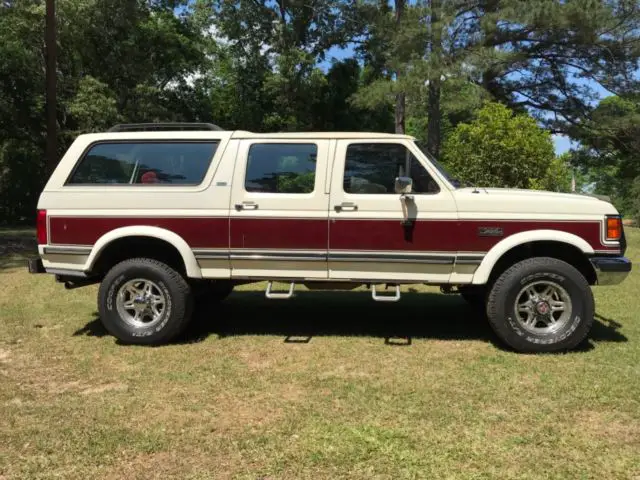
(334, 202), (358, 212)
(235, 201), (258, 210)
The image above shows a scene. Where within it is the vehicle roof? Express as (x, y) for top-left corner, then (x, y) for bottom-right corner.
(230, 130), (417, 140)
(74, 130), (417, 142)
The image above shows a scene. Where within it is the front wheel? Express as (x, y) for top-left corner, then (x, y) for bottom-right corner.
(486, 257), (594, 353)
(97, 258), (194, 345)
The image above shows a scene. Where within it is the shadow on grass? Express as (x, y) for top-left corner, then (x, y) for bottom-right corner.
(0, 229), (37, 271)
(73, 289), (628, 351)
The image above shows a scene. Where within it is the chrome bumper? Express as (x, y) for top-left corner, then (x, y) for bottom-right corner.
(590, 256), (632, 286)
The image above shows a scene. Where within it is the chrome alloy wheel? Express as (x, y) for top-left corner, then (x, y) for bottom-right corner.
(116, 278), (166, 329)
(514, 280), (573, 335)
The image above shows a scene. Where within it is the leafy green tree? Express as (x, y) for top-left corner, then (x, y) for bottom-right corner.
(629, 176), (640, 225)
(477, 0), (640, 134)
(567, 95), (640, 215)
(530, 153), (573, 192)
(349, 0), (495, 157)
(442, 102), (559, 189)
(67, 76), (121, 134)
(1, 0), (639, 225)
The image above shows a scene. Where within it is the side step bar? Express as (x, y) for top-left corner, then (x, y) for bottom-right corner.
(265, 281), (295, 299)
(263, 281), (402, 302)
(371, 284), (401, 302)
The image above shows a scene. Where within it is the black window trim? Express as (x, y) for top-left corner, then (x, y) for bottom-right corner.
(64, 139), (221, 187)
(341, 140), (441, 195)
(243, 141), (319, 195)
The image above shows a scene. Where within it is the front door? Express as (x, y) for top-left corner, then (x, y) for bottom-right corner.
(229, 138), (331, 279)
(328, 139), (459, 283)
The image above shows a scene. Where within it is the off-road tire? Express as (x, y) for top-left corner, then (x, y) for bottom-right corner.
(486, 257), (594, 353)
(98, 258), (194, 345)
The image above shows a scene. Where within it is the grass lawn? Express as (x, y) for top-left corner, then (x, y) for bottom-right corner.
(1, 229), (639, 479)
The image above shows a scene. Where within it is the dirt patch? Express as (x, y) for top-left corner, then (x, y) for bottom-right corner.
(209, 384), (305, 433)
(0, 348), (11, 362)
(237, 349), (275, 372)
(81, 382), (129, 395)
(102, 451), (204, 480)
(576, 410), (640, 445)
(318, 364), (374, 380)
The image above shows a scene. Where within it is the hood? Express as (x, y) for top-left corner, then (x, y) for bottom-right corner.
(452, 187), (618, 216)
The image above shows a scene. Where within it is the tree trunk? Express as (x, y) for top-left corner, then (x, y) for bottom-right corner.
(394, 0), (405, 134)
(45, 0), (57, 173)
(426, 0), (442, 157)
(479, 0), (502, 100)
(427, 79), (441, 157)
(395, 92), (406, 134)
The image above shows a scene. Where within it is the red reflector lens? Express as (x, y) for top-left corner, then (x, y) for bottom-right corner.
(36, 209), (47, 244)
(606, 216), (621, 241)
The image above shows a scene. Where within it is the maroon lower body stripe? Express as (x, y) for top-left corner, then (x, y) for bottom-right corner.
(48, 216), (618, 254)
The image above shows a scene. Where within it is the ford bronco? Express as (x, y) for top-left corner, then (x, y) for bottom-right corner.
(27, 122), (632, 352)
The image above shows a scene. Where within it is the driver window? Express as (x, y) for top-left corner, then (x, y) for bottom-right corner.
(343, 142), (440, 194)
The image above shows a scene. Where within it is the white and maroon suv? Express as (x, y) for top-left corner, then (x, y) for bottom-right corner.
(27, 122), (631, 352)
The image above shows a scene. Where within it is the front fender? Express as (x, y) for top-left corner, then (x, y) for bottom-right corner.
(471, 229), (594, 285)
(84, 226), (202, 278)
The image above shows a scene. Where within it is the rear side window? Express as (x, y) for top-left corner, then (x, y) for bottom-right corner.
(67, 141), (218, 185)
(244, 143), (317, 194)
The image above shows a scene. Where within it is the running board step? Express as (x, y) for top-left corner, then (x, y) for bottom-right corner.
(265, 281), (295, 299)
(371, 284), (401, 302)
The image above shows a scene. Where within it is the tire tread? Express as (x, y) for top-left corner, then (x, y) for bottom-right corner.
(98, 257), (193, 345)
(486, 256), (594, 353)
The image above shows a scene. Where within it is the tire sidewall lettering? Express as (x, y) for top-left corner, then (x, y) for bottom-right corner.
(106, 274), (126, 312)
(504, 268), (584, 346)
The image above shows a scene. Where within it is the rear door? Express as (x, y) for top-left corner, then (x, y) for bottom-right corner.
(328, 138), (459, 283)
(229, 138), (331, 279)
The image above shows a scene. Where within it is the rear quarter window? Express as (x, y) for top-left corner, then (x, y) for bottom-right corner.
(244, 143), (317, 194)
(66, 141), (219, 185)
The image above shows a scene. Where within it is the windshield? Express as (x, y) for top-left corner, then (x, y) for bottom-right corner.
(414, 142), (460, 188)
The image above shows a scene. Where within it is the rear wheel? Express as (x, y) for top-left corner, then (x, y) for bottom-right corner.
(486, 257), (594, 353)
(98, 258), (194, 345)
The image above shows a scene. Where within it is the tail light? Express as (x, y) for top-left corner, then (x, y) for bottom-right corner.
(36, 209), (48, 244)
(605, 215), (622, 241)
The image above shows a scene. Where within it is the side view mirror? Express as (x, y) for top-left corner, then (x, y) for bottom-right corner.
(395, 176), (413, 194)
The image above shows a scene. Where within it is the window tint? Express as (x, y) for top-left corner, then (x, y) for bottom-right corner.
(343, 143), (440, 194)
(245, 143), (317, 193)
(67, 142), (218, 185)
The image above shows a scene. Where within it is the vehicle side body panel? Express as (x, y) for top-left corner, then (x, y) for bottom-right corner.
(228, 138), (331, 279)
(38, 131), (235, 279)
(35, 129), (626, 287)
(327, 138), (459, 283)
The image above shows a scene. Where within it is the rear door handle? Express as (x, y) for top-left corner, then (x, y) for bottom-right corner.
(334, 202), (358, 212)
(235, 201), (258, 210)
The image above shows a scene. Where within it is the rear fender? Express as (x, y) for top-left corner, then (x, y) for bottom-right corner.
(84, 226), (202, 278)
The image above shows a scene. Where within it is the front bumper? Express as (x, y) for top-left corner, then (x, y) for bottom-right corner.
(26, 257), (45, 274)
(590, 256), (632, 285)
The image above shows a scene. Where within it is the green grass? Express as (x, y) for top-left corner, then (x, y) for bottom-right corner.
(1, 229), (639, 479)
